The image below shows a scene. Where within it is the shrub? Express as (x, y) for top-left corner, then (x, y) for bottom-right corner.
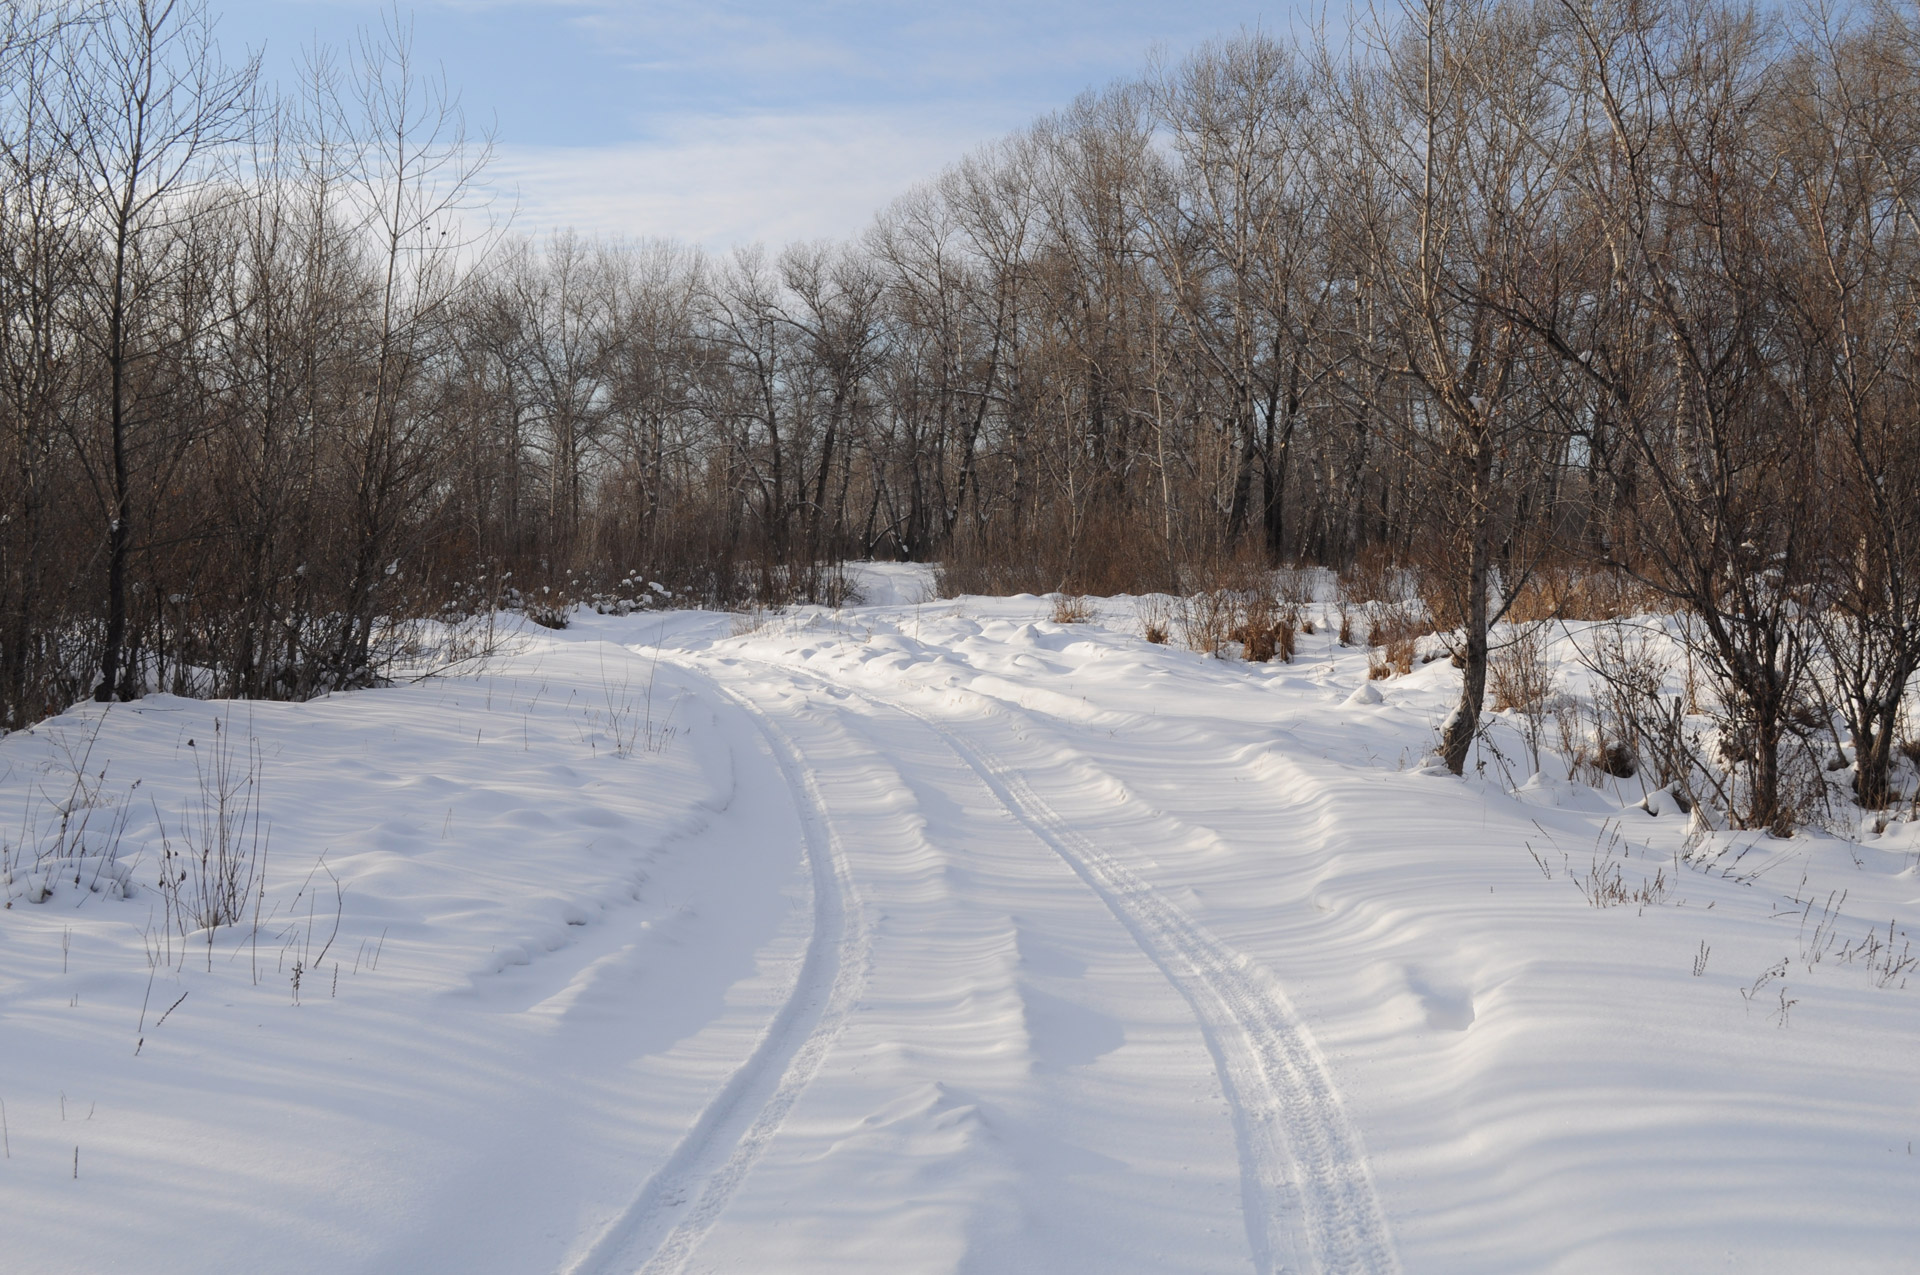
(1135, 595), (1173, 644)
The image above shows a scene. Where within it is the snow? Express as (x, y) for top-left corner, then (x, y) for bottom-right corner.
(3, 571), (1918, 1273)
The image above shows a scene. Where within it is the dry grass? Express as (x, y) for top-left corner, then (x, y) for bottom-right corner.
(1231, 609), (1295, 663)
(1504, 564), (1668, 624)
(1573, 831), (1671, 910)
(1335, 549), (1431, 679)
(1050, 593), (1095, 624)
(1227, 581), (1282, 662)
(1364, 604), (1423, 678)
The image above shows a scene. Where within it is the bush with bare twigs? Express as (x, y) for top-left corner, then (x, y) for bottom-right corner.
(1135, 596), (1173, 644)
(1490, 624), (1556, 771)
(1177, 589), (1237, 657)
(1167, 559), (1296, 663)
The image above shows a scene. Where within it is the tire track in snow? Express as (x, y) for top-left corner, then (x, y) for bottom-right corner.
(565, 662), (868, 1275)
(730, 653), (1398, 1275)
(925, 712), (1399, 1275)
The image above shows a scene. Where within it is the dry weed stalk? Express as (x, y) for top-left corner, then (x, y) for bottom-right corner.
(152, 716), (269, 971)
(1571, 826), (1670, 912)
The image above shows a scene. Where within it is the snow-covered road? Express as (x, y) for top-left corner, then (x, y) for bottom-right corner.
(5, 565), (1919, 1272)
(571, 645), (1395, 1274)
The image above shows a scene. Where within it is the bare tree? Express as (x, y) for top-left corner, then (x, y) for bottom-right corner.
(0, 1), (92, 725)
(1148, 34), (1329, 561)
(1786, 5), (1920, 808)
(1539, 0), (1822, 830)
(779, 241), (884, 561)
(323, 7), (489, 683)
(1331, 0), (1572, 773)
(67, 0), (254, 700)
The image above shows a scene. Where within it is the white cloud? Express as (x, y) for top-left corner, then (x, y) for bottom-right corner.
(226, 0), (1299, 249)
(484, 108), (1004, 250)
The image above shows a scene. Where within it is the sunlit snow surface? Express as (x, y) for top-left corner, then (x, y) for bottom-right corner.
(3, 562), (1917, 1273)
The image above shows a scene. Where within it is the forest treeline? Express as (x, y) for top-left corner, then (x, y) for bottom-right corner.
(4, 0), (1918, 828)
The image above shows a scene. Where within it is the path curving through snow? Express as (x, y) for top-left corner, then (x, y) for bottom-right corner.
(590, 645), (1399, 1274)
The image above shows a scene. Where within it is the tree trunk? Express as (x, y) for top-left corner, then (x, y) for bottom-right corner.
(1440, 436), (1493, 774)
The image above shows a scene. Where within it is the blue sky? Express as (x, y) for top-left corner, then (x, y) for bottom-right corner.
(214, 1), (1301, 248)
